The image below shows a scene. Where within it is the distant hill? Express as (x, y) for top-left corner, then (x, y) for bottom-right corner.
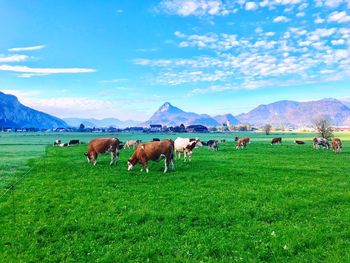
(236, 98), (350, 128)
(341, 99), (350, 108)
(63, 118), (140, 128)
(0, 91), (68, 129)
(143, 102), (220, 127)
(214, 114), (240, 126)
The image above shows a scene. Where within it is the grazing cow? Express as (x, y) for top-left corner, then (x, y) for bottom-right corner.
(332, 138), (342, 153)
(127, 139), (174, 173)
(68, 139), (80, 146)
(236, 138), (247, 149)
(174, 137), (202, 161)
(59, 143), (68, 147)
(271, 137), (282, 144)
(295, 140), (305, 145)
(313, 137), (330, 149)
(234, 136), (239, 142)
(84, 138), (121, 166)
(242, 136), (251, 145)
(53, 139), (61, 146)
(124, 140), (140, 149)
(182, 140), (199, 162)
(207, 140), (219, 151)
(152, 138), (160, 142)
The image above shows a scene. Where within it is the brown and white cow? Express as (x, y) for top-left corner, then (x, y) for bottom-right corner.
(242, 136), (251, 145)
(332, 138), (342, 153)
(174, 137), (202, 161)
(182, 140), (199, 162)
(127, 139), (174, 173)
(236, 136), (251, 149)
(236, 138), (247, 149)
(85, 138), (121, 166)
(271, 137), (282, 144)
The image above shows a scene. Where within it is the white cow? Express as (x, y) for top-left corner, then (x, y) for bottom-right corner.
(174, 137), (202, 162)
(124, 140), (140, 149)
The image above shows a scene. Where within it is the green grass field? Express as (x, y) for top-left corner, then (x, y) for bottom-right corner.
(1, 132), (350, 262)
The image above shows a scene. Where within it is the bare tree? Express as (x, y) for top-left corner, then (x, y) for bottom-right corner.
(263, 124), (272, 135)
(314, 118), (333, 140)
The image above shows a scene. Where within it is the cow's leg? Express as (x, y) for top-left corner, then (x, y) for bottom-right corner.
(170, 158), (175, 170)
(164, 158), (168, 173)
(110, 151), (118, 165)
(91, 152), (97, 166)
(141, 161), (148, 173)
(110, 152), (114, 165)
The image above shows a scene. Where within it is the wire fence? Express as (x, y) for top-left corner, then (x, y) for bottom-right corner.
(0, 167), (34, 201)
(0, 146), (48, 226)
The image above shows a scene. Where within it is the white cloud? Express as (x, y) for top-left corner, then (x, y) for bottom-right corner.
(18, 73), (49, 78)
(245, 2), (258, 10)
(273, 16), (290, 22)
(328, 11), (350, 23)
(331, 39), (346, 45)
(298, 2), (308, 10)
(317, 0), (346, 8)
(99, 78), (128, 83)
(296, 12), (305, 17)
(8, 45), (46, 52)
(0, 54), (29, 62)
(320, 69), (336, 74)
(314, 16), (325, 24)
(158, 0), (227, 16)
(265, 32), (276, 36)
(0, 65), (96, 75)
(179, 41), (189, 47)
(157, 70), (233, 85)
(298, 40), (312, 46)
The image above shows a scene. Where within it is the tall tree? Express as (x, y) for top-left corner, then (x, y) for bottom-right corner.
(263, 124), (272, 135)
(314, 118), (333, 140)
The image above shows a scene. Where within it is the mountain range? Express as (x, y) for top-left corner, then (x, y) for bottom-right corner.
(1, 90), (350, 129)
(143, 102), (239, 127)
(237, 98), (350, 128)
(0, 91), (68, 129)
(63, 118), (140, 128)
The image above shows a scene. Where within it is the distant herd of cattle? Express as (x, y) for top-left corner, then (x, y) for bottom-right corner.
(53, 135), (343, 173)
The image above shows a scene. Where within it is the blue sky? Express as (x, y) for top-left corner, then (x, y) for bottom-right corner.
(0, 0), (349, 120)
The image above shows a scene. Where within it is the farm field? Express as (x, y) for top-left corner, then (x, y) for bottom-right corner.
(1, 132), (350, 261)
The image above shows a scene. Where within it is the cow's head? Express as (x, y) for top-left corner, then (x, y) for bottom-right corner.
(127, 158), (138, 171)
(195, 138), (203, 147)
(84, 152), (91, 163)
